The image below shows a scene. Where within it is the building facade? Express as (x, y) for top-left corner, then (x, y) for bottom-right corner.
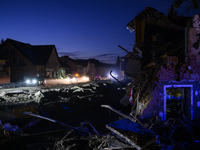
(0, 38), (60, 82)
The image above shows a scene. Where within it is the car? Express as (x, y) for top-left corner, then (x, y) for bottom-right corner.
(36, 76), (46, 85)
(25, 76), (46, 86)
(82, 76), (89, 81)
(66, 74), (78, 82)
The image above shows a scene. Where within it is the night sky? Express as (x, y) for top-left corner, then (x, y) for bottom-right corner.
(1, 0), (199, 64)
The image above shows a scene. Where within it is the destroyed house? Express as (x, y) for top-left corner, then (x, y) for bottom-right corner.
(0, 38), (60, 82)
(126, 7), (200, 121)
(126, 6), (191, 68)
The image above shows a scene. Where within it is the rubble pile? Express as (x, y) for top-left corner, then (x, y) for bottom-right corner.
(117, 60), (200, 149)
(0, 80), (128, 149)
(0, 82), (105, 106)
(1, 77), (200, 149)
(127, 58), (200, 120)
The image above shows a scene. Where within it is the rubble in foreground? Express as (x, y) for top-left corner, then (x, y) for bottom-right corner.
(0, 80), (200, 150)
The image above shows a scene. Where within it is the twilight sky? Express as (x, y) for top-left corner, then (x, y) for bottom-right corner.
(1, 0), (199, 64)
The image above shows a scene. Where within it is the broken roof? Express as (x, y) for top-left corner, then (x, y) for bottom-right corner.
(5, 38), (57, 66)
(126, 6), (191, 32)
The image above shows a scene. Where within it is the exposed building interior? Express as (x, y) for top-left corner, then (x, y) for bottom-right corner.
(166, 87), (191, 120)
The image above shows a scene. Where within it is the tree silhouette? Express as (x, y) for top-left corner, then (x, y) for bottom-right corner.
(172, 0), (200, 15)
(0, 38), (4, 45)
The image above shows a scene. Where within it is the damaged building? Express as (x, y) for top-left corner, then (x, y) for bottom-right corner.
(1, 6), (200, 150)
(125, 7), (200, 122)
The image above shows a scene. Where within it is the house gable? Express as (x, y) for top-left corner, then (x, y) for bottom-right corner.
(60, 56), (78, 73)
(0, 38), (61, 80)
(0, 39), (35, 67)
(3, 38), (60, 67)
(46, 47), (60, 70)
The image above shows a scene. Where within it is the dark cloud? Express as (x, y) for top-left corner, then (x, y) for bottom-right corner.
(95, 53), (122, 64)
(95, 53), (119, 58)
(58, 51), (81, 57)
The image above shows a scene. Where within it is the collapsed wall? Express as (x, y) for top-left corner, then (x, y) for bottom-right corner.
(130, 58), (200, 121)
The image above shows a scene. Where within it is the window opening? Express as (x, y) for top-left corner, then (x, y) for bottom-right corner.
(166, 87), (191, 119)
(164, 85), (193, 121)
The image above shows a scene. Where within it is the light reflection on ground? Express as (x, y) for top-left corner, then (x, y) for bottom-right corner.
(45, 78), (89, 86)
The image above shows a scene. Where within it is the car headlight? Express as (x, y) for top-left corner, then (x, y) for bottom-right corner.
(83, 76), (89, 80)
(26, 79), (30, 84)
(72, 77), (76, 82)
(32, 79), (37, 84)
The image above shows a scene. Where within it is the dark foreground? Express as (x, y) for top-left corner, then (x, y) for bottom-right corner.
(1, 80), (200, 150)
(0, 80), (132, 150)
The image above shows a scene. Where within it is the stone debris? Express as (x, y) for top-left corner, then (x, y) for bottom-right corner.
(70, 85), (80, 90)
(35, 91), (44, 103)
(82, 83), (91, 87)
(72, 88), (84, 93)
(0, 80), (200, 149)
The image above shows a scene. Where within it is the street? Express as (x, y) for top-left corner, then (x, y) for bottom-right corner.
(45, 78), (90, 86)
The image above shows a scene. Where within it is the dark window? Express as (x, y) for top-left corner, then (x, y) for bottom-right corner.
(19, 59), (25, 66)
(5, 49), (9, 55)
(11, 49), (16, 55)
(12, 59), (16, 63)
(19, 59), (22, 65)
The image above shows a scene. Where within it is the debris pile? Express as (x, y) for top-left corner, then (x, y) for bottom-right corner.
(1, 78), (200, 149)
